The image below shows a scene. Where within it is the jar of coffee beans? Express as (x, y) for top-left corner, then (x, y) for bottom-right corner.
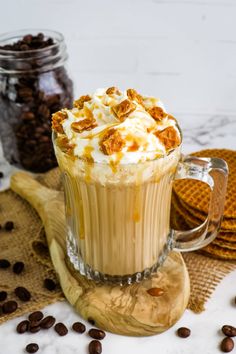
(0, 30), (73, 172)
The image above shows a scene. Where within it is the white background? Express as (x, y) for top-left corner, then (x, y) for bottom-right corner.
(0, 0), (236, 353)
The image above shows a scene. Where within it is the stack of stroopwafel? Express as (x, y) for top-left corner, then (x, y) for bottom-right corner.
(171, 149), (236, 260)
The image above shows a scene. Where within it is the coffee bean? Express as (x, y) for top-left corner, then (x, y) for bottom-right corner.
(88, 329), (106, 340)
(221, 337), (234, 352)
(37, 33), (44, 41)
(38, 104), (50, 118)
(15, 286), (31, 302)
(0, 171), (4, 178)
(0, 291), (7, 302)
(29, 320), (41, 327)
(222, 325), (236, 337)
(2, 300), (18, 314)
(234, 296), (236, 305)
(29, 324), (41, 333)
(13, 261), (24, 274)
(16, 320), (29, 333)
(44, 278), (56, 291)
(54, 322), (68, 336)
(0, 259), (11, 268)
(0, 305), (2, 316)
(25, 343), (39, 353)
(88, 340), (102, 354)
(18, 87), (33, 98)
(29, 311), (44, 322)
(147, 287), (164, 296)
(23, 35), (33, 44)
(88, 317), (95, 325)
(72, 322), (86, 333)
(177, 327), (191, 338)
(40, 136), (50, 143)
(20, 44), (30, 51)
(40, 315), (55, 329)
(4, 221), (14, 231)
(21, 112), (35, 121)
(0, 33), (73, 173)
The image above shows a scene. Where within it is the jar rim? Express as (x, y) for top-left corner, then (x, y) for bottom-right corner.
(0, 29), (68, 74)
(0, 29), (64, 54)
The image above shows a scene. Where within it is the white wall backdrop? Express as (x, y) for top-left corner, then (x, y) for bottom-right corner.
(1, 0), (236, 152)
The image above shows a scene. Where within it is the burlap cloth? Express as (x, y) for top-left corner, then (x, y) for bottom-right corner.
(0, 167), (236, 325)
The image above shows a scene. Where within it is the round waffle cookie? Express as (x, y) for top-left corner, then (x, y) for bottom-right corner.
(174, 149), (236, 219)
(170, 198), (191, 231)
(218, 232), (236, 242)
(171, 192), (201, 228)
(213, 238), (236, 250)
(171, 193), (236, 235)
(200, 243), (236, 261)
(177, 194), (236, 232)
(171, 190), (236, 260)
(178, 196), (208, 221)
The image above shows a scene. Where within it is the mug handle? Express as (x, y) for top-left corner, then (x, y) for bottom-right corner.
(172, 155), (228, 251)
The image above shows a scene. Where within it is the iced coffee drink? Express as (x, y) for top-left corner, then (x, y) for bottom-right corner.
(52, 87), (181, 282)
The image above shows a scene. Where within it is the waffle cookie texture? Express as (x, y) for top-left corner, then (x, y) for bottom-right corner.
(172, 149), (236, 260)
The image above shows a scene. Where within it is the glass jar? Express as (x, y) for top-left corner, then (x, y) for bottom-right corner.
(0, 29), (73, 172)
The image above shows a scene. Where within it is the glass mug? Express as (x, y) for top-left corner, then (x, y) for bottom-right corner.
(53, 135), (228, 284)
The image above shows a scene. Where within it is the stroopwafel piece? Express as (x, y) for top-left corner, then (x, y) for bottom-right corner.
(174, 149), (236, 219)
(175, 191), (236, 232)
(200, 243), (236, 260)
(171, 193), (236, 260)
(218, 232), (236, 242)
(172, 149), (236, 260)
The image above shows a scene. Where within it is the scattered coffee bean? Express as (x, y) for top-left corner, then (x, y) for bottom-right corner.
(54, 322), (68, 336)
(177, 327), (191, 338)
(29, 320), (41, 327)
(15, 286), (31, 302)
(72, 322), (86, 333)
(40, 315), (56, 329)
(88, 328), (106, 340)
(221, 337), (234, 352)
(222, 325), (236, 337)
(16, 320), (29, 334)
(25, 343), (39, 353)
(234, 296), (236, 305)
(0, 291), (7, 302)
(89, 340), (102, 354)
(0, 259), (11, 268)
(146, 287), (164, 296)
(2, 300), (18, 314)
(44, 278), (56, 291)
(28, 311), (43, 322)
(13, 261), (24, 274)
(4, 221), (14, 231)
(29, 324), (41, 333)
(0, 171), (4, 178)
(88, 317), (95, 325)
(0, 305), (3, 316)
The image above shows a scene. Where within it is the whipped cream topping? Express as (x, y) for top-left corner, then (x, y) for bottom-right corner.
(52, 87), (181, 165)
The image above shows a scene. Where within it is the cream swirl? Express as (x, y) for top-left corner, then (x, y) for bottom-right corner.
(52, 87), (181, 164)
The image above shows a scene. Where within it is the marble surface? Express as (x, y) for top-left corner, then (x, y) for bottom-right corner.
(0, 271), (235, 354)
(1, 0), (236, 353)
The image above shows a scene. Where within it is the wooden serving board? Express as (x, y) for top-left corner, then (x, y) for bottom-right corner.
(10, 171), (190, 336)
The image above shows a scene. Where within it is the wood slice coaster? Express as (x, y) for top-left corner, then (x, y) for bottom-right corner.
(11, 171), (190, 336)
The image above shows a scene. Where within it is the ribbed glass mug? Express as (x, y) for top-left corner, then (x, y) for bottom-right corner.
(53, 134), (228, 284)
